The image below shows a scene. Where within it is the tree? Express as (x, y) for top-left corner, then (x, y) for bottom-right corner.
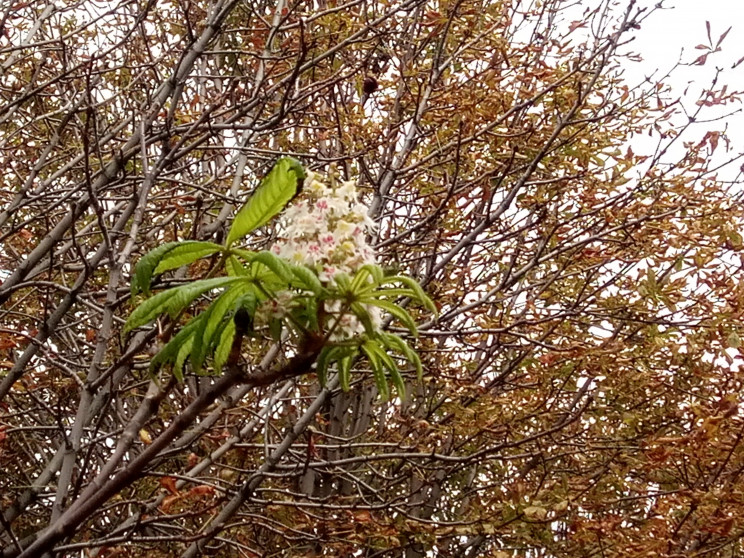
(1, 0), (743, 556)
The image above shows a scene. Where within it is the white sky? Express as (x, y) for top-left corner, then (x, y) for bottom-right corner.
(623, 0), (744, 176)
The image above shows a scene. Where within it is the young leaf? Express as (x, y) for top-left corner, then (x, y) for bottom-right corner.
(124, 277), (242, 332)
(292, 294), (320, 333)
(230, 248), (257, 262)
(362, 339), (389, 400)
(191, 286), (250, 373)
(174, 336), (195, 382)
(225, 255), (247, 276)
(131, 242), (182, 296)
(371, 342), (405, 398)
(153, 241), (223, 275)
(363, 299), (418, 336)
(333, 272), (352, 292)
(213, 319), (236, 373)
(338, 354), (354, 392)
(380, 332), (423, 380)
(249, 251), (294, 282)
(213, 294), (256, 373)
(289, 264), (324, 295)
(167, 277), (244, 319)
(380, 275), (437, 314)
(351, 302), (380, 336)
(226, 157), (306, 247)
(349, 264), (384, 294)
(150, 312), (210, 379)
(316, 346), (334, 387)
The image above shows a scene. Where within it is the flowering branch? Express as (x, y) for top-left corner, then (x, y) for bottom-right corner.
(125, 158), (435, 398)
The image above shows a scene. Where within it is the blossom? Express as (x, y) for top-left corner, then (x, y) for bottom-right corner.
(255, 290), (295, 325)
(269, 171), (376, 285)
(267, 170), (380, 339)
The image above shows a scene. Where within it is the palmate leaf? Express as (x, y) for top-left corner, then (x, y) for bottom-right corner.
(249, 251), (294, 282)
(225, 255), (247, 276)
(316, 345), (359, 391)
(316, 345), (358, 390)
(375, 344), (405, 399)
(150, 312), (209, 380)
(190, 285), (252, 373)
(147, 289), (257, 379)
(349, 264), (384, 295)
(316, 346), (335, 387)
(338, 354), (354, 392)
(213, 319), (236, 373)
(131, 241), (223, 296)
(379, 275), (437, 314)
(226, 157), (306, 248)
(349, 302), (378, 337)
(131, 242), (181, 296)
(153, 241), (223, 275)
(232, 249), (291, 292)
(332, 272), (352, 292)
(362, 298), (418, 336)
(379, 332), (423, 380)
(124, 277), (243, 333)
(174, 336), (195, 382)
(361, 339), (391, 400)
(289, 264), (324, 296)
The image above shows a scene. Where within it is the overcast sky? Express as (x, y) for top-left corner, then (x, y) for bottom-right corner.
(623, 0), (744, 176)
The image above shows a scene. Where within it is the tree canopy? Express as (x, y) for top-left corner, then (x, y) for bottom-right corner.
(1, 0), (743, 557)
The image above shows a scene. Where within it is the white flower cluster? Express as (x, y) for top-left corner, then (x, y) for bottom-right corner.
(267, 171), (381, 338)
(270, 171), (377, 283)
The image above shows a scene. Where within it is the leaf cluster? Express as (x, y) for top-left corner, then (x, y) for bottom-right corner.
(125, 158), (433, 397)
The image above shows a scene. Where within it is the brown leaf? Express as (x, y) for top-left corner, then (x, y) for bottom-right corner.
(716, 26), (731, 49)
(159, 494), (182, 513)
(160, 476), (179, 496)
(188, 485), (215, 497)
(187, 452), (199, 468)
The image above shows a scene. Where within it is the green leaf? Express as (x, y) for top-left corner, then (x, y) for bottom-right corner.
(226, 157), (306, 247)
(289, 264), (324, 295)
(174, 336), (195, 382)
(362, 339), (389, 400)
(338, 354), (353, 392)
(292, 295), (320, 333)
(131, 242), (182, 296)
(213, 294), (256, 373)
(364, 288), (418, 299)
(124, 277), (243, 332)
(316, 346), (334, 387)
(213, 319), (236, 373)
(364, 299), (418, 336)
(230, 248), (257, 262)
(380, 332), (423, 380)
(351, 302), (380, 336)
(191, 285), (250, 373)
(349, 264), (384, 294)
(380, 275), (437, 314)
(153, 241), (223, 275)
(316, 346), (357, 390)
(150, 312), (210, 379)
(333, 272), (352, 292)
(375, 344), (405, 398)
(167, 277), (243, 318)
(249, 251), (294, 282)
(225, 255), (247, 276)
